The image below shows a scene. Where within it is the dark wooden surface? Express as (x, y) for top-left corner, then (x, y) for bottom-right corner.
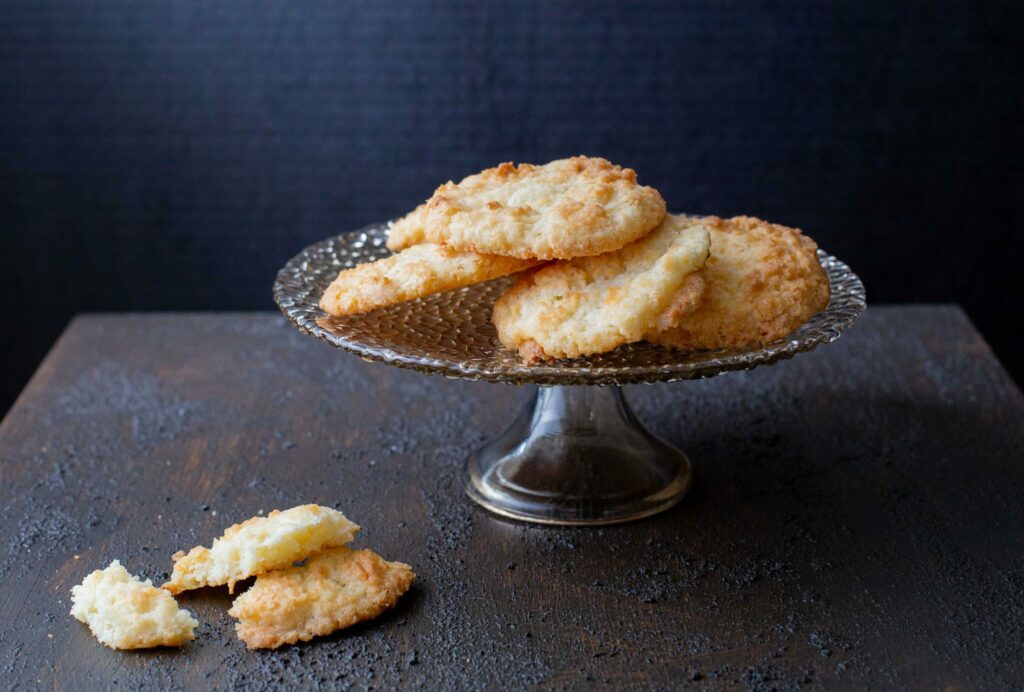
(1, 307), (1022, 690)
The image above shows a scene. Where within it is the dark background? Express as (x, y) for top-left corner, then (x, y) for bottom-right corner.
(2, 1), (1022, 415)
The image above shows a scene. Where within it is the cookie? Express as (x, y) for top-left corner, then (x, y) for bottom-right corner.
(409, 156), (667, 260)
(228, 546), (415, 649)
(385, 203), (428, 251)
(163, 505), (359, 594)
(71, 560), (198, 649)
(319, 243), (540, 317)
(648, 216), (830, 350)
(493, 214), (711, 362)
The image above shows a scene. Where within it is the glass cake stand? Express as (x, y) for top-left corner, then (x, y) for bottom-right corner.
(274, 221), (866, 526)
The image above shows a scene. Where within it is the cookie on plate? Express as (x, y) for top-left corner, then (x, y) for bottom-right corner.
(319, 243), (540, 317)
(164, 505), (359, 594)
(493, 214), (711, 363)
(386, 203), (428, 251)
(71, 560), (198, 649)
(228, 546), (415, 649)
(648, 216), (830, 350)
(402, 156), (666, 260)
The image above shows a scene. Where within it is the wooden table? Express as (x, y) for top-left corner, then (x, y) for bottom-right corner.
(1, 307), (1022, 690)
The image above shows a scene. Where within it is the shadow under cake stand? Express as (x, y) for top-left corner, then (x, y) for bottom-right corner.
(274, 222), (866, 526)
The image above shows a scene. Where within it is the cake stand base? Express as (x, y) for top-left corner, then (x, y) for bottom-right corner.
(466, 385), (692, 525)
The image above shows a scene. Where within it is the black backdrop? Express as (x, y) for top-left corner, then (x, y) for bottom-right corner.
(2, 1), (1022, 414)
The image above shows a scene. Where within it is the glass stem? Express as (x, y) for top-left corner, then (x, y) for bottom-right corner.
(466, 385), (691, 525)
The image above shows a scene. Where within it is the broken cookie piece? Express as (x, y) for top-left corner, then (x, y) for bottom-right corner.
(164, 504), (359, 594)
(71, 560), (198, 649)
(228, 545), (415, 649)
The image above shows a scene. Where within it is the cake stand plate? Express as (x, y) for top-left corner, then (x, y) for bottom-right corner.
(274, 221), (866, 525)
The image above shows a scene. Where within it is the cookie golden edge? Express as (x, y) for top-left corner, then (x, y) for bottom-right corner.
(492, 214), (711, 363)
(163, 504), (360, 595)
(655, 271), (707, 333)
(386, 203), (428, 251)
(228, 546), (415, 650)
(319, 242), (541, 317)
(412, 156), (667, 260)
(71, 560), (198, 650)
(648, 215), (831, 350)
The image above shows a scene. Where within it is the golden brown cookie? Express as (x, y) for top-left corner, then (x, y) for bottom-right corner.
(319, 243), (540, 317)
(228, 546), (415, 649)
(408, 156), (667, 260)
(385, 203), (428, 251)
(71, 560), (198, 649)
(163, 505), (359, 595)
(493, 214), (711, 362)
(648, 215), (830, 350)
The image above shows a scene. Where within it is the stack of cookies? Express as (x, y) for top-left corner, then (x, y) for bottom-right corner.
(319, 157), (830, 364)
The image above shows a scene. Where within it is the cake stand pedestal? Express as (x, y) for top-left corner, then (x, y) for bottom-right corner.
(467, 385), (691, 525)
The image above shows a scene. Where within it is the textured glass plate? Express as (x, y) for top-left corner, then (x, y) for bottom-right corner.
(273, 221), (866, 385)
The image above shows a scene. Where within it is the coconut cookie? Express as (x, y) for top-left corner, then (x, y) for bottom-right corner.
(409, 156), (666, 260)
(648, 216), (830, 350)
(164, 505), (359, 594)
(228, 546), (415, 650)
(71, 560), (198, 649)
(386, 203), (428, 251)
(319, 243), (540, 317)
(493, 214), (711, 363)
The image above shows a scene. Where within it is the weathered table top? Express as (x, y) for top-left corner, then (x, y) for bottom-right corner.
(1, 307), (1022, 690)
